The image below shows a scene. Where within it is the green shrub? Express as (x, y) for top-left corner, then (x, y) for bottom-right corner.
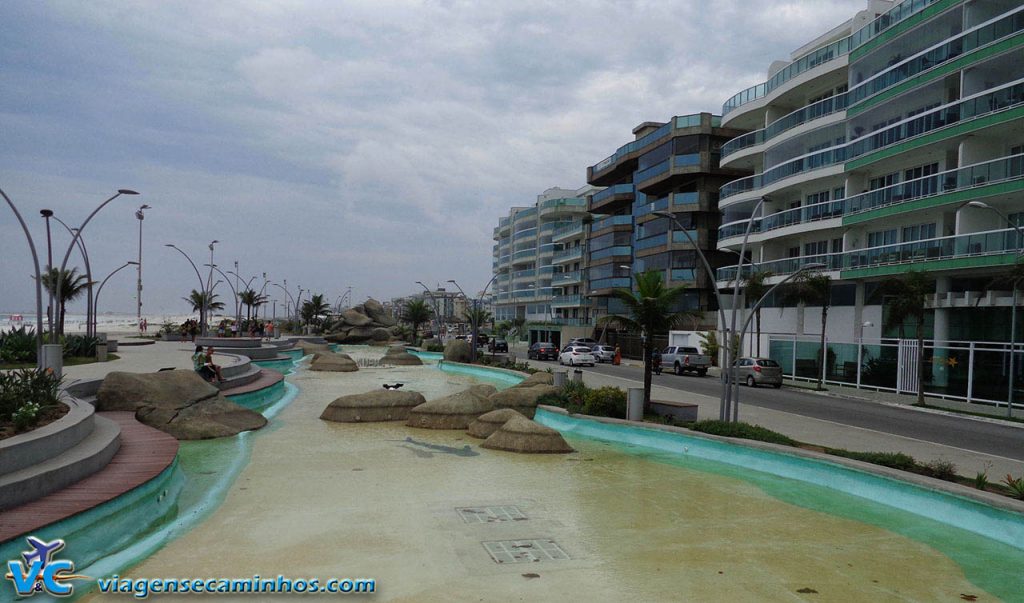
(61, 335), (98, 358)
(581, 386), (627, 419)
(12, 401), (42, 432)
(0, 369), (61, 427)
(825, 449), (917, 471)
(922, 459), (958, 480)
(690, 420), (798, 446)
(0, 326), (37, 363)
(425, 342), (444, 352)
(1002, 474), (1024, 500)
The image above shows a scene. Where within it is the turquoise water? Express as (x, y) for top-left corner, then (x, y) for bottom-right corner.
(536, 408), (1024, 599)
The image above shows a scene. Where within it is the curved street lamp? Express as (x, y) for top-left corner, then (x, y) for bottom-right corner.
(415, 281), (444, 344)
(94, 262), (139, 331)
(449, 274), (500, 362)
(50, 216), (94, 337)
(1, 186), (46, 364)
(136, 204), (151, 334)
(53, 189), (139, 344)
(165, 244), (208, 333)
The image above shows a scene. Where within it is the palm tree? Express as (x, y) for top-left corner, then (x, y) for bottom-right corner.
(182, 290), (224, 315)
(403, 299), (432, 341)
(238, 289), (267, 321)
(785, 271), (832, 390)
(465, 306), (492, 333)
(598, 270), (698, 411)
(742, 270), (773, 356)
(301, 293), (330, 327)
(880, 270), (933, 405)
(509, 317), (526, 341)
(39, 267), (90, 335)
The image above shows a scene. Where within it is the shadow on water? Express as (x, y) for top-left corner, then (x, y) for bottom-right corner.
(389, 436), (479, 457)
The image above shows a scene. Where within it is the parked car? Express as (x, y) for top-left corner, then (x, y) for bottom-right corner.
(528, 342), (559, 360)
(590, 344), (616, 363)
(661, 346), (711, 376)
(733, 357), (783, 388)
(488, 338), (508, 353)
(559, 345), (596, 367)
(568, 337), (599, 348)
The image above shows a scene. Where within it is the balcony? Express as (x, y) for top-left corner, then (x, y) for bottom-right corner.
(590, 245), (633, 262)
(721, 0), (938, 116)
(553, 246), (584, 262)
(546, 317), (591, 326)
(591, 214), (633, 232)
(716, 227), (1023, 281)
(722, 93), (850, 158)
(552, 222), (584, 241)
(590, 183), (635, 208)
(551, 295), (583, 307)
(539, 197), (588, 219)
(719, 152), (1024, 242)
(554, 270), (584, 284)
(589, 123), (672, 177)
(512, 248), (537, 262)
(589, 276), (632, 290)
(512, 269), (536, 282)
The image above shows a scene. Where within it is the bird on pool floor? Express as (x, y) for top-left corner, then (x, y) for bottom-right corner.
(382, 383), (404, 390)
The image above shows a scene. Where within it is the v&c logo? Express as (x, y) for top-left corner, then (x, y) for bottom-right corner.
(4, 536), (89, 597)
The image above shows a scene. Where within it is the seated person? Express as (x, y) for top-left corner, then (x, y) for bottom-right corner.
(192, 345), (217, 383)
(204, 346), (225, 382)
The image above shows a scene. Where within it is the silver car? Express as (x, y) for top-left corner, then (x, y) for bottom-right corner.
(559, 345), (596, 367)
(733, 357), (783, 388)
(590, 344), (616, 363)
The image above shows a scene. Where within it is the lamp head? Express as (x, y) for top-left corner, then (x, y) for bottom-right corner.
(966, 201), (990, 209)
(164, 243), (175, 248)
(802, 262), (827, 270)
(126, 261), (140, 265)
(118, 189), (140, 195)
(39, 209), (54, 218)
(139, 204), (151, 210)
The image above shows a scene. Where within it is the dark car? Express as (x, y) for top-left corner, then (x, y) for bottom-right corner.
(528, 342), (558, 360)
(488, 339), (508, 353)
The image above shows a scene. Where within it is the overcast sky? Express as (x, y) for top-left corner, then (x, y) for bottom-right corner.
(1, 0), (867, 317)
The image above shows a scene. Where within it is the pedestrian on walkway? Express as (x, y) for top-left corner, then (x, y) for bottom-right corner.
(613, 344), (622, 366)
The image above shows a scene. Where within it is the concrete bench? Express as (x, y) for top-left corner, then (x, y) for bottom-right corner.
(650, 400), (698, 422)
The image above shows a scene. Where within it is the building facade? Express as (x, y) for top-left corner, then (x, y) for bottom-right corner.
(716, 0), (1024, 400)
(586, 112), (749, 324)
(492, 186), (595, 341)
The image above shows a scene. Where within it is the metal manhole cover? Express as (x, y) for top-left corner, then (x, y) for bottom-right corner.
(482, 539), (569, 564)
(457, 505), (528, 523)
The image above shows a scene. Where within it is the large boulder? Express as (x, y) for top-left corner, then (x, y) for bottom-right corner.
(406, 387), (496, 429)
(481, 415), (574, 454)
(341, 308), (373, 327)
(371, 327), (391, 342)
(382, 346), (423, 366)
(320, 390), (427, 422)
(364, 298), (397, 327)
(444, 339), (472, 362)
(467, 408), (526, 439)
(487, 384), (558, 419)
(295, 340), (332, 355)
(309, 352), (358, 372)
(515, 372), (554, 388)
(96, 371), (266, 440)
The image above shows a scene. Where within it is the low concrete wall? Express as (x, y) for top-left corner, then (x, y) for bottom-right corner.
(195, 337), (262, 349)
(0, 400), (93, 477)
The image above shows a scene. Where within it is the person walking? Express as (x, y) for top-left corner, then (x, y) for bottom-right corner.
(613, 344), (622, 366)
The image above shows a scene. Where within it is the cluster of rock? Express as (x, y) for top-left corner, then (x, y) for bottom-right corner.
(443, 339), (472, 362)
(325, 298), (402, 344)
(382, 346), (422, 366)
(97, 371), (266, 440)
(318, 370), (572, 453)
(309, 352), (358, 372)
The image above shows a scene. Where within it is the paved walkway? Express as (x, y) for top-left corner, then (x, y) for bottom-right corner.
(58, 338), (247, 384)
(508, 342), (1024, 479)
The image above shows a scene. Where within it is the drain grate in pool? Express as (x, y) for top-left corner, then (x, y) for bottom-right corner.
(457, 505), (528, 523)
(482, 539), (569, 564)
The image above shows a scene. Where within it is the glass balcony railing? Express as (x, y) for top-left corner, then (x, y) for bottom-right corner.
(670, 268), (697, 282)
(592, 183), (635, 205)
(539, 197), (587, 212)
(590, 245), (633, 261)
(722, 0), (939, 116)
(670, 230), (700, 245)
(512, 269), (536, 280)
(674, 153), (700, 167)
(512, 248), (536, 261)
(717, 227), (1023, 281)
(551, 295), (583, 306)
(722, 93), (850, 157)
(553, 247), (584, 261)
(719, 153), (1024, 241)
(555, 270), (583, 283)
(538, 243), (555, 256)
(589, 276), (632, 290)
(590, 123), (672, 173)
(552, 222), (584, 239)
(513, 227), (537, 241)
(636, 233), (667, 250)
(634, 197), (670, 218)
(547, 317), (591, 326)
(592, 214), (633, 231)
(721, 81), (1024, 201)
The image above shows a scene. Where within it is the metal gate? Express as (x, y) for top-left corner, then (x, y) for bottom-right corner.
(897, 339), (919, 394)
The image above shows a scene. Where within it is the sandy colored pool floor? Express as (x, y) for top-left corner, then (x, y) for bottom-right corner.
(90, 366), (992, 602)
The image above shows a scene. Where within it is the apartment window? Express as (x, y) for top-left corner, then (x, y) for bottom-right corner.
(1011, 145), (1024, 177)
(902, 223), (936, 242)
(805, 190), (831, 220)
(787, 246), (800, 258)
(867, 229), (898, 247)
(869, 172), (899, 190)
(833, 186), (845, 200)
(804, 241), (828, 256)
(1008, 212), (1024, 228)
(903, 162), (939, 198)
(831, 238), (843, 253)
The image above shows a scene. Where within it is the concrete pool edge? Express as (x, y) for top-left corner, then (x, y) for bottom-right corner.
(535, 406), (1024, 546)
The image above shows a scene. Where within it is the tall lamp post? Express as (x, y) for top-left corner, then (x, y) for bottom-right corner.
(94, 262), (139, 327)
(448, 275), (500, 363)
(53, 190), (139, 345)
(416, 281), (443, 343)
(135, 204), (151, 334)
(2, 187), (46, 365)
(203, 240), (219, 336)
(967, 201), (1024, 417)
(206, 264), (241, 335)
(653, 210), (734, 421)
(50, 217), (93, 337)
(271, 283), (297, 331)
(165, 244), (207, 334)
(40, 209), (55, 337)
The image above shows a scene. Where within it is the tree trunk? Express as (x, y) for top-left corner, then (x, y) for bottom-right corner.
(642, 337), (653, 414)
(755, 309), (761, 357)
(916, 316), (925, 405)
(59, 302), (66, 336)
(818, 306), (828, 390)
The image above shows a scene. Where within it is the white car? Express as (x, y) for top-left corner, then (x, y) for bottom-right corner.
(559, 345), (596, 367)
(590, 344), (616, 363)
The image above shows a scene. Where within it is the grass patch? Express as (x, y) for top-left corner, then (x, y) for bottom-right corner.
(688, 420), (799, 446)
(824, 449), (917, 471)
